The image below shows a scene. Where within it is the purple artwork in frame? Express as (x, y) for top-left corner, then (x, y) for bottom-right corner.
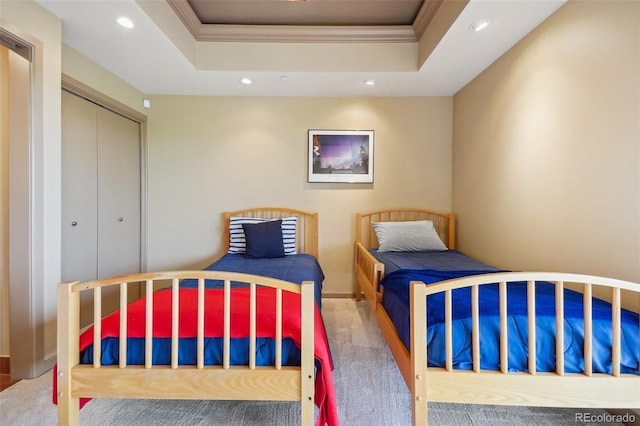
(308, 130), (374, 183)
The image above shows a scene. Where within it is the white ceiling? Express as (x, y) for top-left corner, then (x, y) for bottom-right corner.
(36, 0), (566, 97)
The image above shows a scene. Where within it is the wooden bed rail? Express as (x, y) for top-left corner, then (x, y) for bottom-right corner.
(354, 242), (384, 308)
(410, 272), (640, 425)
(57, 271), (315, 425)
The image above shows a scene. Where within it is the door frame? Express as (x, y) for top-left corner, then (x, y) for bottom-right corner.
(4, 26), (49, 379)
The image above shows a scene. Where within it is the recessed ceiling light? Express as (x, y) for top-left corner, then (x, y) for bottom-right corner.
(117, 17), (134, 29)
(365, 79), (376, 86)
(280, 75), (289, 81)
(470, 19), (491, 32)
(240, 77), (252, 85)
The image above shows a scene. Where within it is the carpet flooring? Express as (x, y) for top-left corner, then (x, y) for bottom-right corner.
(0, 298), (629, 425)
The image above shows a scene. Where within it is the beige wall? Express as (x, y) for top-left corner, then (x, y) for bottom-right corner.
(62, 44), (147, 116)
(452, 0), (640, 283)
(146, 96), (453, 295)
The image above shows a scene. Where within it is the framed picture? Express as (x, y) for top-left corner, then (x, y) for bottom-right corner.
(308, 129), (374, 183)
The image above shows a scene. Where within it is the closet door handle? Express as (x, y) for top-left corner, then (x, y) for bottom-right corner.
(118, 217), (124, 222)
(71, 221), (78, 226)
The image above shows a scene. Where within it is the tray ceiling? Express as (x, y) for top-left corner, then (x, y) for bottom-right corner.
(188, 0), (425, 26)
(169, 0), (444, 42)
(34, 0), (567, 96)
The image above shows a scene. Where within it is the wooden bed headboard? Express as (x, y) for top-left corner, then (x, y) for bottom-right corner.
(223, 207), (319, 258)
(356, 208), (456, 250)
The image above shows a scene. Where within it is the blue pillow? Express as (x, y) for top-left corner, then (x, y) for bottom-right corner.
(242, 219), (285, 258)
(228, 216), (297, 255)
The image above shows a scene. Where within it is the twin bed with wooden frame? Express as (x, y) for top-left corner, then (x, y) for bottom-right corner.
(56, 207), (337, 426)
(354, 208), (640, 425)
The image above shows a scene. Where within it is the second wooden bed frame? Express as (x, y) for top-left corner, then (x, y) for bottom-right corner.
(354, 208), (640, 425)
(57, 207), (321, 425)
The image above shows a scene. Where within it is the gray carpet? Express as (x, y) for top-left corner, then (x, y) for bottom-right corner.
(0, 299), (628, 425)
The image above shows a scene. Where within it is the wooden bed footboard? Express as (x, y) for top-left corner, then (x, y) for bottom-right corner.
(56, 271), (316, 425)
(410, 272), (640, 425)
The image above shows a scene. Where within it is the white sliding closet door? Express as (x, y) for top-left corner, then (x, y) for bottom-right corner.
(62, 90), (141, 322)
(96, 105), (141, 278)
(61, 90), (99, 283)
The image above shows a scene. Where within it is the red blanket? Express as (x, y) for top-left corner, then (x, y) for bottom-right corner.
(54, 286), (338, 426)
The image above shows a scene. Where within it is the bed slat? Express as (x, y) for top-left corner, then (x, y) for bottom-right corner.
(527, 280), (536, 375)
(223, 279), (231, 369)
(472, 285), (480, 373)
(197, 278), (205, 369)
(612, 287), (621, 377)
(119, 283), (128, 368)
(171, 279), (179, 369)
(276, 288), (283, 370)
(499, 281), (508, 374)
(583, 284), (593, 376)
(250, 283), (257, 370)
(555, 281), (565, 376)
(445, 289), (453, 372)
(93, 287), (102, 368)
(145, 279), (154, 369)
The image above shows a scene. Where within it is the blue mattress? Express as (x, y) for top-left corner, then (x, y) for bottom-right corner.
(82, 253), (326, 367)
(374, 249), (640, 374)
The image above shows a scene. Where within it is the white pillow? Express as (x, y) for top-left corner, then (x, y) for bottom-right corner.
(372, 220), (447, 252)
(228, 216), (297, 255)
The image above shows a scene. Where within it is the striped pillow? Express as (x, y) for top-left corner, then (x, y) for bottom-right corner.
(228, 216), (297, 255)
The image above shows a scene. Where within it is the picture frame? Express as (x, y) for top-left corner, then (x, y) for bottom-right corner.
(308, 129), (374, 183)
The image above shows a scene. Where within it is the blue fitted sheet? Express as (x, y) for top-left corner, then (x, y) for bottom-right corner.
(372, 249), (498, 275)
(196, 253), (325, 307)
(82, 253), (326, 367)
(82, 336), (303, 367)
(374, 249), (640, 374)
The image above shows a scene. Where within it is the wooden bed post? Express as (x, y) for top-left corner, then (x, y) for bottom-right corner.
(300, 280), (315, 425)
(446, 213), (456, 249)
(410, 281), (428, 425)
(57, 281), (80, 426)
